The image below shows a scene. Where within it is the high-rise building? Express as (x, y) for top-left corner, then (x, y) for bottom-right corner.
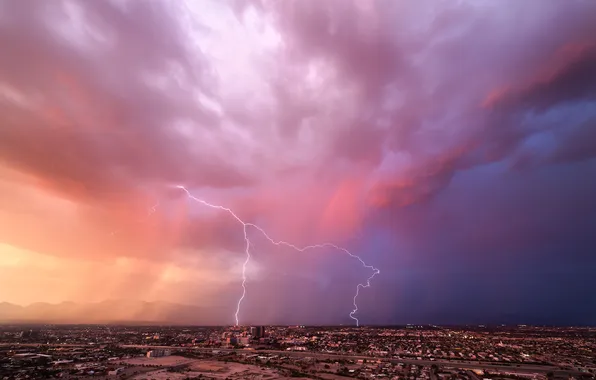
(251, 326), (265, 339)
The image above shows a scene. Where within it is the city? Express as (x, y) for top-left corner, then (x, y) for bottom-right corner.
(1, 325), (595, 379)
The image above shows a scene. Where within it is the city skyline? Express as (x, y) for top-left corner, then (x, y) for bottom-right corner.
(0, 0), (596, 326)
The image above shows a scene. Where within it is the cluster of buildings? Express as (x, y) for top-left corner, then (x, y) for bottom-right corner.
(226, 351), (462, 379)
(241, 325), (596, 370)
(0, 343), (143, 379)
(0, 324), (594, 379)
(220, 325), (267, 347)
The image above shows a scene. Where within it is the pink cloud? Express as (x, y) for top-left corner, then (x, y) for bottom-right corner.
(1, 0), (595, 321)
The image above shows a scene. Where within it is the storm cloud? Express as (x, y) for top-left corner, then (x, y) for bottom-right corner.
(0, 0), (595, 325)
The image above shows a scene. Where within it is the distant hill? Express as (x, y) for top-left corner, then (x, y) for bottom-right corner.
(0, 300), (229, 325)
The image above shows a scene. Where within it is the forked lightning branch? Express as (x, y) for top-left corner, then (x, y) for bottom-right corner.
(141, 184), (380, 326)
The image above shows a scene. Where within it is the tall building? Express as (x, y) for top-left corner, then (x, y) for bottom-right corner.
(251, 326), (265, 339)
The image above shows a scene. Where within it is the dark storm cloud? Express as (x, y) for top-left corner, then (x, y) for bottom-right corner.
(548, 117), (596, 165)
(485, 44), (596, 168)
(270, 0), (407, 97)
(2, 0), (596, 324)
(256, 0), (596, 211)
(493, 45), (596, 112)
(357, 161), (596, 325)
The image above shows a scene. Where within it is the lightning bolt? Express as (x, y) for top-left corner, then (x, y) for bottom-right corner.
(162, 185), (379, 326)
(148, 201), (160, 216)
(174, 185), (379, 326)
(111, 188), (379, 325)
(239, 223), (379, 326)
(110, 201), (160, 236)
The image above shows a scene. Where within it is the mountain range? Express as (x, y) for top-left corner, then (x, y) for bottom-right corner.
(0, 300), (228, 325)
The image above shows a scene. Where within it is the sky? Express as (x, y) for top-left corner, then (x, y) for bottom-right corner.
(0, 0), (595, 326)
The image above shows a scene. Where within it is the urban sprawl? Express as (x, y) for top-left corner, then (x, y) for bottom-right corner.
(1, 325), (594, 380)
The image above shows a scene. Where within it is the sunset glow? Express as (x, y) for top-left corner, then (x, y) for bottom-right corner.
(0, 0), (595, 326)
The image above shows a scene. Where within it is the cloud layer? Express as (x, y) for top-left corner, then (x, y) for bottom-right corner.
(1, 0), (595, 325)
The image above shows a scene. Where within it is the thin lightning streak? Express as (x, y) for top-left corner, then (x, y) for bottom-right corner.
(243, 224), (380, 325)
(148, 201), (160, 216)
(110, 201), (160, 236)
(174, 185), (380, 327)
